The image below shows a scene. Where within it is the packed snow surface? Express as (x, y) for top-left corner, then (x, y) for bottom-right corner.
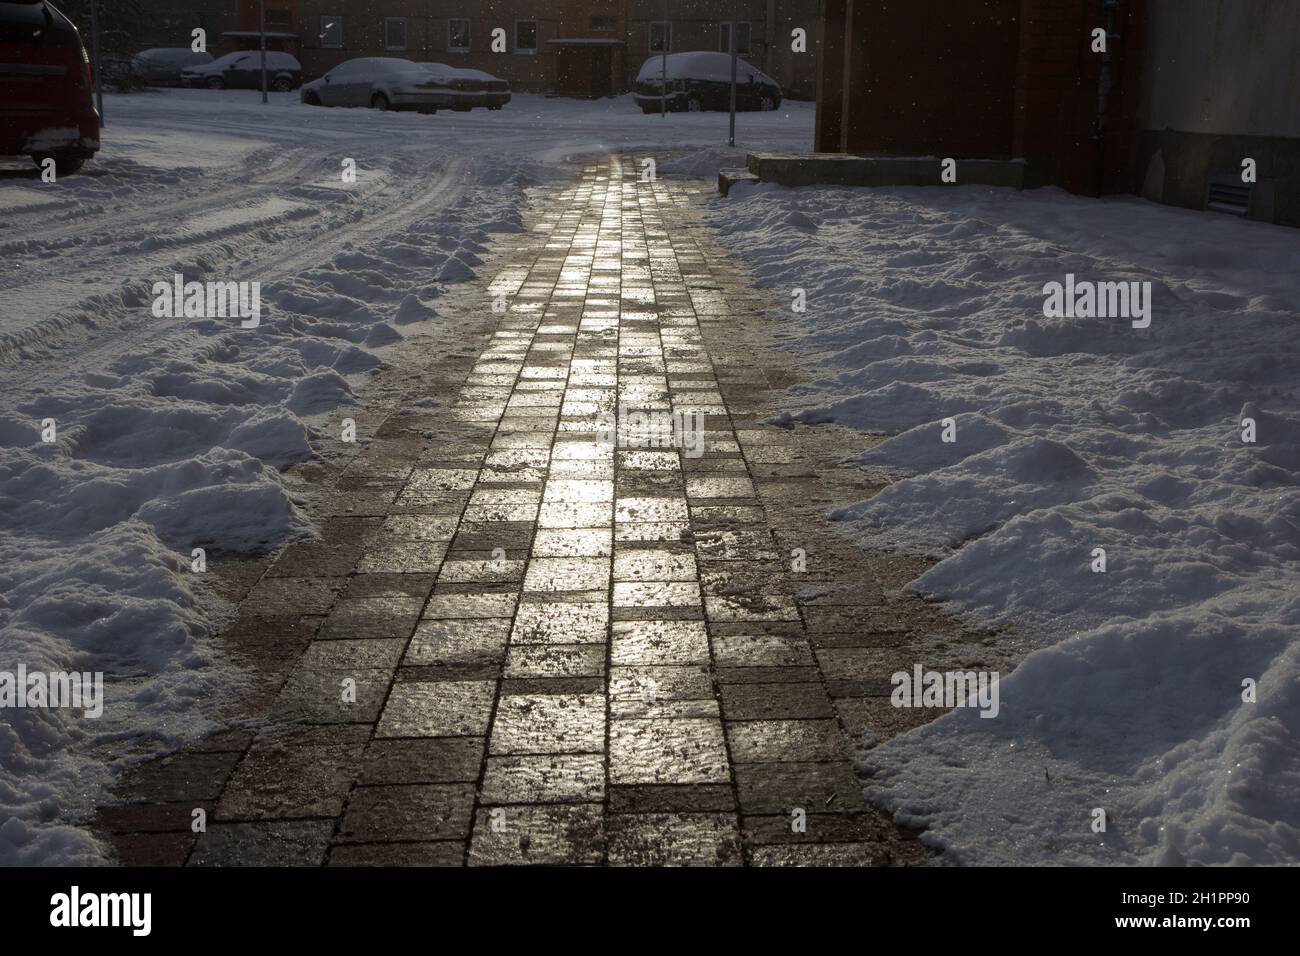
(0, 90), (813, 864)
(707, 180), (1300, 865)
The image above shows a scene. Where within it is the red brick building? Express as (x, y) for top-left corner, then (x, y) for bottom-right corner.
(816, 0), (1146, 196)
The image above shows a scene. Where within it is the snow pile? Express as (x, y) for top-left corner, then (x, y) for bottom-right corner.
(709, 181), (1300, 864)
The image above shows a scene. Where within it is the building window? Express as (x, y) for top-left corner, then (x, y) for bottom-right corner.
(448, 18), (470, 52)
(719, 21), (751, 55)
(590, 15), (617, 31)
(515, 20), (537, 53)
(320, 16), (342, 49)
(384, 17), (407, 51)
(267, 8), (291, 28)
(649, 21), (671, 54)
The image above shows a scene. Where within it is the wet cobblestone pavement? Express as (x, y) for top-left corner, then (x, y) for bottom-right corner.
(95, 157), (1004, 866)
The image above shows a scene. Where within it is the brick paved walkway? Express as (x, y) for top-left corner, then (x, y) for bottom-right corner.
(96, 157), (990, 866)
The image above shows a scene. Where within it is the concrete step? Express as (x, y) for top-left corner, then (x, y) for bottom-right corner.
(718, 168), (760, 197)
(745, 152), (1026, 189)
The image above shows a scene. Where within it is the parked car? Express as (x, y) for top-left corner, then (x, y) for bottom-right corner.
(98, 51), (146, 93)
(182, 50), (301, 91)
(632, 52), (782, 113)
(421, 62), (511, 110)
(132, 47), (213, 87)
(0, 0), (99, 175)
(301, 58), (484, 112)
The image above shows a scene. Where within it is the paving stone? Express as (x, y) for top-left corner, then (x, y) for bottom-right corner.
(611, 620), (710, 665)
(189, 821), (334, 867)
(489, 694), (605, 754)
(328, 842), (466, 867)
(468, 804), (604, 866)
(505, 644), (606, 678)
(336, 784), (476, 843)
(609, 718), (729, 785)
(720, 683), (836, 721)
(274, 666), (392, 723)
(481, 753), (606, 804)
(725, 720), (849, 763)
(608, 813), (742, 866)
(732, 762), (866, 814)
(216, 737), (363, 820)
(511, 600), (608, 643)
(376, 680), (496, 738)
(359, 737), (485, 785)
(405, 619), (510, 667)
(106, 832), (196, 867)
(115, 752), (241, 804)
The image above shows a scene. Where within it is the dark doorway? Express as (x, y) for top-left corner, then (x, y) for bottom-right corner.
(556, 45), (615, 98)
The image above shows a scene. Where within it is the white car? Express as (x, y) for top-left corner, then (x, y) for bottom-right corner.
(300, 58), (485, 112)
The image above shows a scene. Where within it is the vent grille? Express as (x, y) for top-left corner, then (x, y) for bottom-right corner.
(1205, 171), (1252, 217)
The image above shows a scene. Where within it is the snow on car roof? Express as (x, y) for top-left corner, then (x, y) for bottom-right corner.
(419, 62), (505, 83)
(636, 51), (767, 84)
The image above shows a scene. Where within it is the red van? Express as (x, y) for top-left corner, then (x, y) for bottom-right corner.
(0, 0), (99, 175)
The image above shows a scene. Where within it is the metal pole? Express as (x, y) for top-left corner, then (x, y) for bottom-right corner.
(660, 2), (667, 119)
(259, 0), (268, 104)
(728, 9), (738, 147)
(89, 0), (104, 125)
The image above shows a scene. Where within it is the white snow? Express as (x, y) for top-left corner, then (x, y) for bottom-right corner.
(0, 90), (813, 864)
(708, 180), (1300, 865)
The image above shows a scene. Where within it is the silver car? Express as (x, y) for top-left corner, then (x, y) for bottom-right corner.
(300, 57), (483, 112)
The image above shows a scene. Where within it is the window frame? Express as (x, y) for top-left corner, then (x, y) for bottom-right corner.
(719, 21), (752, 55)
(448, 17), (470, 53)
(649, 20), (671, 54)
(384, 16), (408, 52)
(319, 15), (343, 50)
(515, 19), (538, 54)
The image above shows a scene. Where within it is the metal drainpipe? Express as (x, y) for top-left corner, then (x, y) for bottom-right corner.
(1094, 0), (1120, 197)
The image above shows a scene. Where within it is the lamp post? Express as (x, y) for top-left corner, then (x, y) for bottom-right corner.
(660, 0), (667, 119)
(728, 5), (738, 147)
(259, 0), (268, 104)
(89, 0), (104, 125)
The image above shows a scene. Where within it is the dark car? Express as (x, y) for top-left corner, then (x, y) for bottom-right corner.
(633, 52), (782, 114)
(0, 0), (99, 175)
(182, 50), (301, 91)
(132, 47), (213, 87)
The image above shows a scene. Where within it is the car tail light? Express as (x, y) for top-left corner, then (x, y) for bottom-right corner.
(79, 41), (90, 87)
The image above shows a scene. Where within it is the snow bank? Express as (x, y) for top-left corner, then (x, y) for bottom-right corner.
(0, 100), (558, 866)
(709, 181), (1300, 864)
